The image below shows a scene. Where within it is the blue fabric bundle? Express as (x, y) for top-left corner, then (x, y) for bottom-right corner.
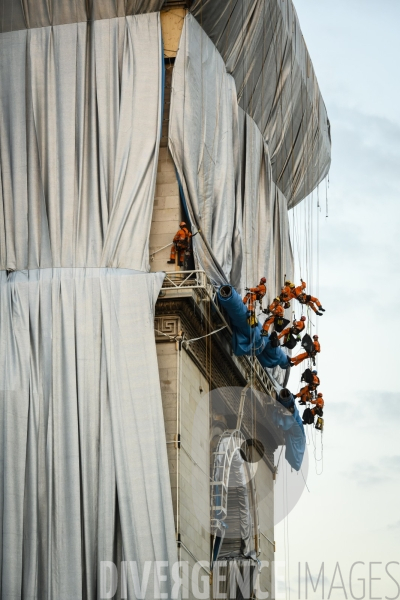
(217, 285), (290, 369)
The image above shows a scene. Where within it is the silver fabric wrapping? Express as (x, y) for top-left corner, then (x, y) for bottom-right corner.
(0, 14), (162, 272)
(168, 14), (243, 288)
(190, 0), (331, 207)
(0, 0), (165, 32)
(0, 268), (178, 599)
(238, 109), (276, 302)
(273, 187), (295, 292)
(169, 15), (294, 300)
(0, 13), (178, 599)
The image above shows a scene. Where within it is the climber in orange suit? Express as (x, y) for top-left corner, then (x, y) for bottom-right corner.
(302, 396), (324, 425)
(267, 297), (282, 313)
(310, 393), (324, 409)
(290, 280), (307, 300)
(261, 301), (284, 335)
(311, 371), (320, 389)
(296, 385), (313, 405)
(290, 334), (321, 367)
(278, 315), (306, 341)
(280, 280), (295, 305)
(168, 222), (192, 266)
(243, 278), (267, 312)
(291, 279), (325, 316)
(312, 335), (321, 354)
(289, 351), (309, 368)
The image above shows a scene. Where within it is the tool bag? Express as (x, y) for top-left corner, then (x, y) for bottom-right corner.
(282, 333), (298, 350)
(274, 317), (290, 333)
(301, 333), (314, 354)
(301, 368), (314, 384)
(247, 313), (258, 328)
(302, 408), (315, 425)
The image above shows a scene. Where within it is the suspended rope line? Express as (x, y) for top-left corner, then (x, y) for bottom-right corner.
(184, 326), (227, 345)
(154, 329), (176, 340)
(301, 467), (311, 493)
(325, 174), (329, 218)
(150, 242), (173, 260)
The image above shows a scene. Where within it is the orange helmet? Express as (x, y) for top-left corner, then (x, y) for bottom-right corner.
(260, 277), (266, 284)
(317, 392), (323, 397)
(300, 316), (306, 321)
(180, 221), (187, 227)
(313, 335), (319, 340)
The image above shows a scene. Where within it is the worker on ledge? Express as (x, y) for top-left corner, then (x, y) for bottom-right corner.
(278, 315), (306, 344)
(291, 279), (325, 315)
(261, 299), (284, 336)
(290, 334), (321, 367)
(167, 222), (192, 266)
(243, 277), (267, 313)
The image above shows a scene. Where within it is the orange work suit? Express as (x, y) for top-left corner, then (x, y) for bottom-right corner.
(243, 284), (267, 312)
(312, 374), (320, 389)
(296, 292), (322, 314)
(290, 281), (306, 300)
(290, 352), (309, 367)
(310, 397), (324, 409)
(268, 298), (281, 312)
(278, 319), (305, 340)
(262, 304), (284, 333)
(280, 285), (292, 303)
(295, 385), (312, 403)
(293, 339), (320, 367)
(169, 227), (192, 265)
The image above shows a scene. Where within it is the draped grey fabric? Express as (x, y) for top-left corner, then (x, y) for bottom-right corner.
(168, 14), (243, 288)
(0, 14), (162, 272)
(169, 15), (294, 299)
(190, 0), (331, 208)
(0, 268), (178, 599)
(0, 12), (178, 599)
(238, 110), (276, 302)
(0, 0), (165, 32)
(273, 187), (294, 292)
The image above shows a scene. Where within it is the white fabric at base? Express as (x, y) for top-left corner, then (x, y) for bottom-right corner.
(0, 268), (178, 599)
(0, 14), (162, 272)
(0, 12), (179, 599)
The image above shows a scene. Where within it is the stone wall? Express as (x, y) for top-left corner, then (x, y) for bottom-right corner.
(156, 338), (211, 599)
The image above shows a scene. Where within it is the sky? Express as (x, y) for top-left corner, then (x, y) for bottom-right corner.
(275, 1), (400, 598)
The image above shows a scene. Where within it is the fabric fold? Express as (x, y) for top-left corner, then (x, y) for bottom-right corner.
(0, 14), (162, 272)
(0, 268), (178, 599)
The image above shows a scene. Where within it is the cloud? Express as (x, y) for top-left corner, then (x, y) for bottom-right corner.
(345, 462), (388, 486)
(386, 455), (400, 469)
(387, 520), (400, 530)
(345, 453), (400, 487)
(359, 392), (400, 420)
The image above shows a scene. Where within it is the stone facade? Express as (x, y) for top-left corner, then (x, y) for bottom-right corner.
(149, 13), (277, 597)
